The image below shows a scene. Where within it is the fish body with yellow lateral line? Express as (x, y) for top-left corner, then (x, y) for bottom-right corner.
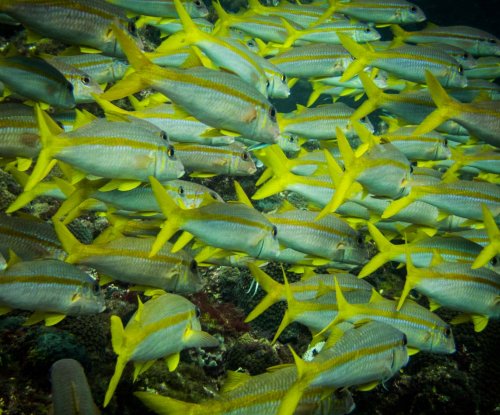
(100, 24), (280, 144)
(399, 253), (500, 332)
(321, 278), (455, 354)
(136, 365), (355, 415)
(53, 220), (203, 293)
(103, 293), (218, 407)
(24, 106), (184, 192)
(277, 320), (409, 415)
(0, 0), (142, 58)
(0, 56), (76, 109)
(0, 213), (66, 261)
(0, 258), (105, 326)
(414, 71), (500, 147)
(148, 176), (280, 260)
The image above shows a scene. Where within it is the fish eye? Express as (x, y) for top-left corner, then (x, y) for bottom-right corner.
(409, 5), (417, 13)
(128, 21), (137, 35)
(178, 185), (185, 195)
(190, 259), (198, 273)
(247, 40), (256, 48)
(161, 131), (168, 141)
(167, 144), (175, 157)
(81, 76), (90, 85)
(490, 256), (498, 266)
(487, 38), (497, 44)
(269, 106), (277, 122)
(462, 53), (470, 59)
(444, 327), (452, 337)
(281, 74), (286, 82)
(209, 191), (219, 200)
(266, 79), (270, 88)
(444, 139), (448, 147)
(195, 306), (201, 318)
(271, 225), (278, 238)
(364, 27), (371, 33)
(194, 0), (203, 7)
(92, 282), (100, 294)
(458, 65), (464, 74)
(241, 151), (250, 161)
(409, 164), (414, 173)
(357, 234), (364, 245)
(402, 334), (408, 346)
(288, 134), (297, 143)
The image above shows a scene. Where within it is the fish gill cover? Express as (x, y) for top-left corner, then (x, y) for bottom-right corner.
(0, 0), (498, 414)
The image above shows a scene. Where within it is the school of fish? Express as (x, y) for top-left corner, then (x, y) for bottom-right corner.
(0, 0), (498, 413)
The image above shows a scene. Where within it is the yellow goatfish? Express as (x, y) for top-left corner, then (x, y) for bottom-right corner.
(104, 293), (218, 407)
(101, 24), (280, 144)
(414, 71), (500, 147)
(24, 106), (184, 192)
(148, 177), (280, 260)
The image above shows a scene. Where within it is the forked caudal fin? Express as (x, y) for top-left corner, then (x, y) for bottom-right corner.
(100, 24), (160, 101)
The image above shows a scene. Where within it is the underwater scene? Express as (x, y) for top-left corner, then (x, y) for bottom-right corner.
(0, 0), (498, 414)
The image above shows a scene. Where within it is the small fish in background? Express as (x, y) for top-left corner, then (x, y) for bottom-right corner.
(104, 293), (219, 407)
(267, 208), (364, 260)
(414, 71), (500, 147)
(391, 24), (500, 57)
(135, 365), (355, 415)
(53, 220), (203, 293)
(339, 34), (467, 88)
(50, 358), (100, 415)
(277, 102), (374, 141)
(0, 258), (105, 326)
(244, 264), (373, 322)
(319, 0), (426, 25)
(400, 253), (500, 332)
(464, 56), (500, 79)
(48, 51), (130, 84)
(358, 223), (497, 278)
(42, 57), (103, 104)
(148, 176), (281, 260)
(0, 213), (66, 261)
(0, 0), (143, 58)
(106, 0), (209, 18)
(268, 43), (354, 79)
(0, 56), (75, 109)
(173, 142), (257, 177)
(317, 278), (456, 354)
(23, 105), (185, 192)
(0, 103), (41, 162)
(93, 96), (235, 146)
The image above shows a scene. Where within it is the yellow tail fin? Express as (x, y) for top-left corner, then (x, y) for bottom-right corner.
(100, 24), (156, 101)
(24, 105), (63, 191)
(103, 354), (128, 408)
(245, 264), (283, 322)
(149, 176), (184, 257)
(351, 72), (385, 121)
(358, 223), (396, 278)
(135, 392), (202, 415)
(413, 71), (461, 135)
(339, 34), (372, 82)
